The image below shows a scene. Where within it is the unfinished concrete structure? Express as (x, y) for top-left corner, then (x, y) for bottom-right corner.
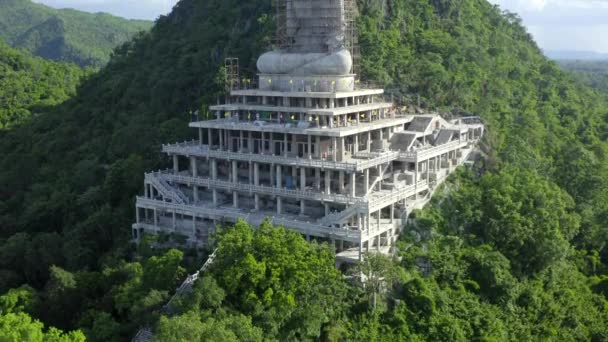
(131, 0), (484, 263)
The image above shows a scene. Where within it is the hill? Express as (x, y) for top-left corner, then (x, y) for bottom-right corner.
(0, 40), (89, 128)
(0, 0), (606, 340)
(558, 59), (608, 93)
(546, 50), (608, 61)
(0, 0), (152, 67)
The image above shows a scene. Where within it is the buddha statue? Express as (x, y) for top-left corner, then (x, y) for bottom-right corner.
(257, 0), (353, 76)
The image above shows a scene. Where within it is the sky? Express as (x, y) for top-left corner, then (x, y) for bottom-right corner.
(33, 0), (608, 54)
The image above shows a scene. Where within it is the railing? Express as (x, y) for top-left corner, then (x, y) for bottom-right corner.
(136, 197), (363, 241)
(163, 140), (401, 172)
(158, 172), (365, 206)
(145, 173), (188, 204)
(398, 140), (469, 162)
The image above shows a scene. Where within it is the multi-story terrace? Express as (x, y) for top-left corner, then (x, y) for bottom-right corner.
(131, 0), (484, 263)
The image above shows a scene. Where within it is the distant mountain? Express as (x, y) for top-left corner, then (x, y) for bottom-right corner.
(545, 50), (608, 61)
(0, 40), (88, 128)
(0, 0), (152, 67)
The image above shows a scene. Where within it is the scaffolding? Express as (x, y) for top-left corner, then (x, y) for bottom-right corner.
(344, 0), (361, 76)
(224, 57), (240, 92)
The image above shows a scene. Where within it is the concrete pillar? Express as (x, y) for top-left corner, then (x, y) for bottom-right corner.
(276, 165), (282, 188)
(339, 171), (345, 193)
(248, 131), (253, 153)
(325, 203), (330, 216)
(339, 137), (345, 161)
(291, 134), (297, 156)
(254, 194), (260, 211)
(219, 129), (224, 150)
(233, 192), (238, 208)
(354, 134), (359, 154)
(324, 171), (331, 194)
(261, 132), (266, 154)
(283, 134), (288, 156)
(331, 137), (337, 161)
(211, 159), (217, 180)
(270, 133), (274, 155)
(198, 128), (203, 144)
(153, 208), (158, 226)
(208, 128), (213, 148)
(364, 169), (369, 193)
(307, 135), (312, 159)
(172, 210), (176, 229)
(254, 163), (260, 185)
(367, 131), (372, 152)
(390, 204), (395, 223)
(173, 155), (178, 174)
(239, 131), (244, 152)
(315, 168), (321, 190)
(232, 161), (238, 183)
(377, 210), (381, 232)
(277, 197), (283, 214)
(190, 156), (197, 177)
(300, 167), (306, 190)
(350, 173), (356, 197)
(300, 200), (305, 215)
(315, 136), (321, 158)
(193, 186), (199, 202)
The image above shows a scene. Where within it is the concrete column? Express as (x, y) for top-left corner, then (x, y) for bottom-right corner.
(291, 134), (297, 155)
(261, 132), (266, 154)
(332, 137), (337, 161)
(145, 184), (149, 198)
(172, 210), (176, 229)
(136, 207), (140, 223)
(350, 172), (356, 197)
(324, 171), (331, 194)
(254, 163), (259, 185)
(208, 128), (213, 148)
(239, 131), (244, 152)
(193, 185), (199, 202)
(270, 133), (274, 155)
(377, 210), (381, 232)
(339, 171), (345, 193)
(390, 204), (395, 223)
(364, 169), (370, 193)
(283, 134), (288, 156)
(276, 165), (282, 188)
(300, 167), (306, 190)
(218, 129), (224, 151)
(173, 155), (178, 174)
(325, 203), (330, 216)
(199, 128), (203, 144)
(233, 192), (238, 208)
(277, 197), (283, 214)
(248, 131), (253, 153)
(307, 135), (312, 159)
(254, 194), (260, 211)
(354, 134), (359, 154)
(315, 168), (321, 190)
(367, 131), (372, 152)
(153, 208), (158, 226)
(211, 159), (217, 180)
(232, 161), (238, 183)
(357, 213), (362, 230)
(338, 137), (345, 161)
(315, 136), (321, 158)
(190, 156), (197, 177)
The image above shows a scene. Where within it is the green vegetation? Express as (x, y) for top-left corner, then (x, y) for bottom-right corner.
(558, 59), (608, 93)
(0, 0), (151, 67)
(0, 0), (606, 340)
(0, 41), (89, 128)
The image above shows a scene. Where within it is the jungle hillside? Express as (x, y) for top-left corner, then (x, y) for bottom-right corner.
(0, 0), (606, 340)
(0, 0), (152, 68)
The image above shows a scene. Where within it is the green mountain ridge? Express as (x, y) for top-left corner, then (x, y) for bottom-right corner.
(0, 0), (152, 67)
(0, 0), (606, 340)
(0, 40), (89, 128)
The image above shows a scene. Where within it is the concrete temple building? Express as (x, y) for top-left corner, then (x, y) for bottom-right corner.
(131, 0), (484, 263)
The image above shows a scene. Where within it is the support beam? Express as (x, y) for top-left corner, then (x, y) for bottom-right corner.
(173, 155), (178, 174)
